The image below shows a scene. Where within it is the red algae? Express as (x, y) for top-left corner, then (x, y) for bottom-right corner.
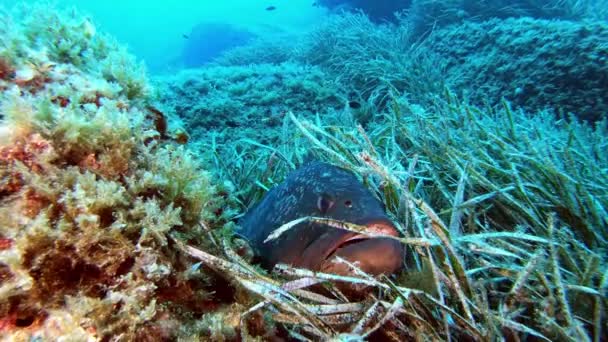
(0, 57), (15, 81)
(0, 238), (12, 251)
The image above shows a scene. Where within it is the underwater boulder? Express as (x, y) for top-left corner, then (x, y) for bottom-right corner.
(423, 17), (608, 122)
(406, 0), (607, 39)
(181, 22), (256, 68)
(156, 62), (343, 145)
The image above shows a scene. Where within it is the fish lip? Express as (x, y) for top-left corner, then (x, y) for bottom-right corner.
(322, 221), (399, 262)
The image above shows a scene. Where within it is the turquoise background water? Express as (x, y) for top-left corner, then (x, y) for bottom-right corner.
(2, 0), (326, 72)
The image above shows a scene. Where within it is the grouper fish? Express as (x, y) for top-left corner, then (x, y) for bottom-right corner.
(238, 161), (404, 277)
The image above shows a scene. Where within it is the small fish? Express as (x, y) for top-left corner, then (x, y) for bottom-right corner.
(265, 6), (277, 11)
(182, 34), (189, 39)
(238, 162), (404, 279)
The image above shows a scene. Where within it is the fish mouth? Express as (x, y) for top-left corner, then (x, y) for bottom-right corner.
(322, 221), (400, 260)
(320, 221), (404, 276)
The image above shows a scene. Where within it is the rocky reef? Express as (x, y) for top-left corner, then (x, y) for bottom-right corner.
(423, 17), (608, 122)
(0, 4), (235, 340)
(156, 62), (344, 146)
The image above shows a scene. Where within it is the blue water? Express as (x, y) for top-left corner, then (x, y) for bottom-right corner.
(1, 0), (326, 72)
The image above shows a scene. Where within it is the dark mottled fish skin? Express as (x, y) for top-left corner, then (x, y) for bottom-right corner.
(238, 162), (404, 276)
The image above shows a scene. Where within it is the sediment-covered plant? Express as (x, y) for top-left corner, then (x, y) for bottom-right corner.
(202, 92), (607, 340)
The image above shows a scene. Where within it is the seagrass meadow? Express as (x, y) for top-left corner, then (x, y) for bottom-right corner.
(0, 2), (607, 341)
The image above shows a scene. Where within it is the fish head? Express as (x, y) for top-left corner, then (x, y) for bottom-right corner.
(280, 164), (404, 277)
(239, 162), (405, 281)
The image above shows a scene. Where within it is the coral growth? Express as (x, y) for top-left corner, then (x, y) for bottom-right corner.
(0, 4), (231, 340)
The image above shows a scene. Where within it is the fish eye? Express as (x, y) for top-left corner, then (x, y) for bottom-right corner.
(317, 194), (334, 214)
(344, 200), (353, 208)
